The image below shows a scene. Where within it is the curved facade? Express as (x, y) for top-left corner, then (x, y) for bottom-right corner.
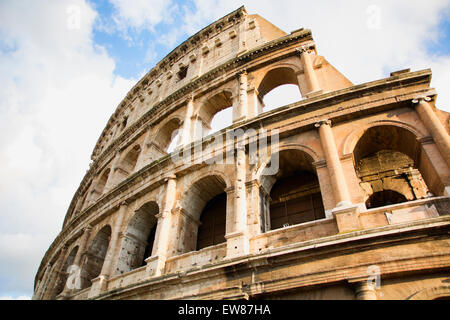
(34, 7), (450, 300)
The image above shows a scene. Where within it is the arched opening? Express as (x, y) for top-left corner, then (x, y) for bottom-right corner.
(257, 67), (302, 112)
(80, 225), (111, 289)
(180, 175), (227, 253)
(120, 145), (141, 175)
(261, 149), (325, 231)
(262, 84), (302, 113)
(197, 192), (227, 250)
(151, 118), (183, 159)
(115, 202), (159, 275)
(366, 190), (408, 209)
(96, 168), (110, 196)
(198, 91), (233, 138)
(210, 107), (233, 134)
(353, 126), (431, 209)
(52, 246), (79, 298)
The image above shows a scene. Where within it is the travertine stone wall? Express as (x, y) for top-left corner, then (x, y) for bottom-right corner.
(34, 6), (450, 301)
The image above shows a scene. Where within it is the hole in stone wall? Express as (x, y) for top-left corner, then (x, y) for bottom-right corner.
(177, 65), (188, 80)
(263, 84), (302, 113)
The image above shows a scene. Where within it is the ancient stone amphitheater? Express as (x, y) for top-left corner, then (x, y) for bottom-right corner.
(34, 7), (450, 300)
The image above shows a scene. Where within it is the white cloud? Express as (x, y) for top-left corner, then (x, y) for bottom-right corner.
(0, 0), (135, 297)
(0, 295), (31, 300)
(109, 0), (176, 33)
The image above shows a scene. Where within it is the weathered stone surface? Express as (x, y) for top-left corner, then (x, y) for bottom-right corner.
(34, 6), (450, 300)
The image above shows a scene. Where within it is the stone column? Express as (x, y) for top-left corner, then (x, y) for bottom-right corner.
(180, 95), (194, 146)
(145, 175), (177, 277)
(297, 45), (321, 96)
(315, 120), (351, 207)
(225, 144), (249, 258)
(233, 70), (248, 123)
(413, 96), (450, 167)
(72, 225), (92, 273)
(247, 87), (264, 119)
(353, 281), (377, 300)
(316, 120), (361, 233)
(101, 202), (128, 279)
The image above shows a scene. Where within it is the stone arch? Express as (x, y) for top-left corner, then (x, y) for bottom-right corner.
(254, 63), (303, 110)
(187, 168), (233, 193)
(145, 116), (184, 161)
(120, 144), (141, 175)
(154, 116), (184, 151)
(408, 285), (450, 300)
(96, 168), (110, 195)
(180, 174), (228, 252)
(52, 245), (79, 298)
(80, 225), (112, 289)
(115, 201), (159, 275)
(256, 65), (301, 99)
(253, 143), (320, 183)
(342, 120), (426, 156)
(351, 125), (434, 207)
(257, 148), (325, 231)
(196, 89), (235, 137)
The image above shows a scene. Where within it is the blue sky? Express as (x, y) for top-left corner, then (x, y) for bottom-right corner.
(1, 0), (450, 300)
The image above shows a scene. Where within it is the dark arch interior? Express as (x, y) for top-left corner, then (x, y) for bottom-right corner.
(80, 226), (111, 289)
(116, 202), (159, 275)
(270, 171), (325, 229)
(353, 125), (433, 207)
(265, 150), (325, 231)
(366, 190), (408, 209)
(96, 168), (110, 195)
(53, 246), (79, 297)
(181, 175), (227, 253)
(196, 192), (227, 250)
(121, 145), (141, 174)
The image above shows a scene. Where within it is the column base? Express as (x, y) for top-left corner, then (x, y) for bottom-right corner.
(145, 255), (166, 277)
(88, 274), (108, 299)
(332, 203), (361, 233)
(225, 231), (249, 259)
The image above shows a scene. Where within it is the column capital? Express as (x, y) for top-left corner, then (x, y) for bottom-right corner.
(314, 119), (332, 128)
(164, 174), (177, 182)
(185, 94), (194, 104)
(236, 69), (248, 82)
(224, 186), (236, 194)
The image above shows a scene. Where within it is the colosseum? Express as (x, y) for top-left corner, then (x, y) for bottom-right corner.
(34, 6), (450, 300)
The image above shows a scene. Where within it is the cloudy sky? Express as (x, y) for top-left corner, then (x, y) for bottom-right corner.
(0, 0), (449, 299)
